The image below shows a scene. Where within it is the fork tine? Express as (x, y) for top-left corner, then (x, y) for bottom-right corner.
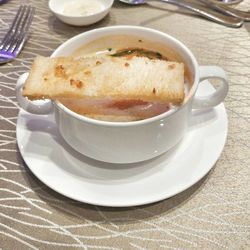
(3, 6), (33, 52)
(8, 6), (35, 54)
(0, 5), (35, 64)
(10, 7), (35, 56)
(0, 5), (25, 50)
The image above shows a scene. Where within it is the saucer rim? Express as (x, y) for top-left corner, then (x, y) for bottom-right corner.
(16, 81), (228, 207)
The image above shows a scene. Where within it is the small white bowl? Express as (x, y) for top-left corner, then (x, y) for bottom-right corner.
(49, 0), (114, 26)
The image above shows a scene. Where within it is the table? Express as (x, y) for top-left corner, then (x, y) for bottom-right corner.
(0, 0), (249, 249)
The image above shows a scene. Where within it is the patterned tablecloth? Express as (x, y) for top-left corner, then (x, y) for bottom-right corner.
(0, 0), (250, 249)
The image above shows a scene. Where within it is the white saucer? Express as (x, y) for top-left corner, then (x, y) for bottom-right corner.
(16, 81), (228, 207)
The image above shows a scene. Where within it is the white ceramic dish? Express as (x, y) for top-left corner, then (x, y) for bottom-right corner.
(48, 0), (114, 26)
(16, 26), (229, 164)
(16, 81), (228, 207)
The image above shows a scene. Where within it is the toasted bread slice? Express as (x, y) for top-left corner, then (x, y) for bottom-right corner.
(23, 55), (185, 104)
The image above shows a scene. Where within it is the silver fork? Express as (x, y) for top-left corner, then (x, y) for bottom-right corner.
(0, 5), (35, 64)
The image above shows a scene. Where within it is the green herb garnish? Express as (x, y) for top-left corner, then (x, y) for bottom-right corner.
(111, 48), (168, 61)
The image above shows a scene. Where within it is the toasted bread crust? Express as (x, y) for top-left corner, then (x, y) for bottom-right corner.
(23, 56), (185, 105)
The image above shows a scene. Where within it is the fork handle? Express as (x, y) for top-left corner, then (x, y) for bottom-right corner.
(159, 0), (244, 28)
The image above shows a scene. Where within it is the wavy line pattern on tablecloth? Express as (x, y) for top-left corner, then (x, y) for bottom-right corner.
(0, 0), (250, 249)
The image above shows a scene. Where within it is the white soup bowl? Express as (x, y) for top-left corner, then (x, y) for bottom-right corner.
(16, 26), (229, 164)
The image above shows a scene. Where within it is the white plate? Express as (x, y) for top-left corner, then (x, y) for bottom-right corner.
(16, 81), (228, 207)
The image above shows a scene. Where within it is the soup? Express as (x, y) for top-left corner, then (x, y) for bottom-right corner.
(60, 35), (193, 122)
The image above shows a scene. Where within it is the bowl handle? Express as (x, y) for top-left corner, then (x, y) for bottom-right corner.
(192, 66), (229, 109)
(16, 73), (54, 114)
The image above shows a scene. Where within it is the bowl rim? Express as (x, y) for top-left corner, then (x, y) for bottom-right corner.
(48, 0), (114, 18)
(51, 25), (199, 127)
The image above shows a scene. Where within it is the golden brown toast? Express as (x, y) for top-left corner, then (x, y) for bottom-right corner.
(23, 56), (185, 105)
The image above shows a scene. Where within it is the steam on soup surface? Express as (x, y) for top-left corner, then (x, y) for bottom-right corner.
(59, 35), (193, 122)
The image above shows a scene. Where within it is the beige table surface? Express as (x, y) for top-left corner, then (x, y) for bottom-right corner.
(0, 0), (250, 249)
